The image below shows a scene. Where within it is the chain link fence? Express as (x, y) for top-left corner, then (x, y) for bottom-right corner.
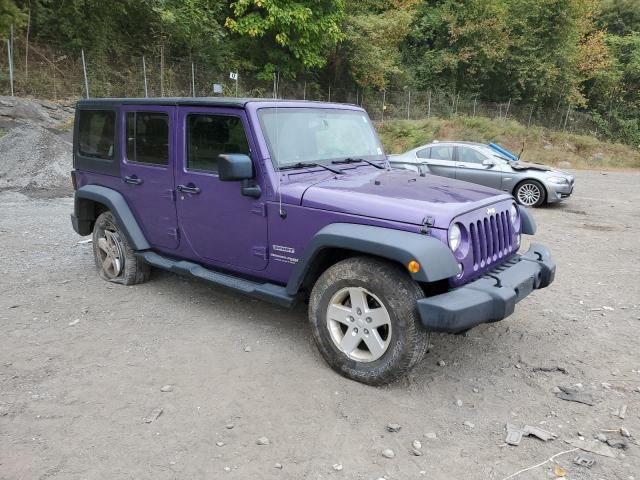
(1, 38), (602, 139)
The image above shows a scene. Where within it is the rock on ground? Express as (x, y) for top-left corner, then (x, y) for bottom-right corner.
(0, 125), (72, 196)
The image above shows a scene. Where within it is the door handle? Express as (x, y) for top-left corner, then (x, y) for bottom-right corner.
(457, 164), (466, 168)
(124, 175), (143, 185)
(177, 184), (201, 194)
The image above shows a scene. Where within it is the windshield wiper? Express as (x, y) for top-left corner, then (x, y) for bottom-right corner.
(331, 157), (385, 169)
(278, 162), (344, 174)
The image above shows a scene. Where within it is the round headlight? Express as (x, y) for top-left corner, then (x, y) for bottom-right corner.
(510, 204), (518, 225)
(449, 223), (462, 252)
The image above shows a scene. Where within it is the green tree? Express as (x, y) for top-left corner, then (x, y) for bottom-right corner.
(597, 0), (640, 35)
(341, 1), (418, 90)
(225, 0), (345, 78)
(403, 0), (511, 95)
(1, 0), (27, 36)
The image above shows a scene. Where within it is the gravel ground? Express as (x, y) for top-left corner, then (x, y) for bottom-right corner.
(0, 170), (639, 480)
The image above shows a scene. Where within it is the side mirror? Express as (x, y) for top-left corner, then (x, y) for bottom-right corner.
(218, 154), (254, 181)
(482, 159), (495, 167)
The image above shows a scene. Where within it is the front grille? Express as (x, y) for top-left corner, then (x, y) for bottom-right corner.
(468, 209), (515, 269)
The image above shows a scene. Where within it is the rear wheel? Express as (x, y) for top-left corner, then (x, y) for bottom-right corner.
(515, 179), (546, 207)
(309, 256), (429, 385)
(92, 211), (150, 285)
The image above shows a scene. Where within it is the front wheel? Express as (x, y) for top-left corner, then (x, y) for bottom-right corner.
(308, 256), (429, 385)
(515, 180), (546, 207)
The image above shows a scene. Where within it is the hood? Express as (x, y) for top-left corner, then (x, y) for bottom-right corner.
(279, 167), (512, 228)
(509, 160), (554, 172)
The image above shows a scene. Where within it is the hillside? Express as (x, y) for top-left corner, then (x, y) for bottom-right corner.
(377, 117), (640, 169)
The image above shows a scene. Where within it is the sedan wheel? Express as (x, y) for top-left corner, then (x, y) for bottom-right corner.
(515, 180), (545, 207)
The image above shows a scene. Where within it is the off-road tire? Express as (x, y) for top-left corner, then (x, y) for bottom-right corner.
(309, 256), (429, 385)
(514, 179), (546, 208)
(92, 211), (150, 285)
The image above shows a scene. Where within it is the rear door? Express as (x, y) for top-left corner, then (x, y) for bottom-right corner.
(174, 107), (268, 271)
(455, 146), (502, 189)
(119, 105), (179, 249)
(419, 145), (456, 178)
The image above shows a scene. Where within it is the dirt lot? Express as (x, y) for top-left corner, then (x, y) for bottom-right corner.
(1, 170), (639, 480)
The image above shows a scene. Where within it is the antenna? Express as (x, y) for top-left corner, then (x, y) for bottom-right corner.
(274, 98), (286, 218)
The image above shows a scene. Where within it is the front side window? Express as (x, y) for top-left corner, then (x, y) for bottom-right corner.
(416, 148), (431, 159)
(258, 108), (384, 168)
(78, 110), (115, 159)
(126, 112), (169, 166)
(458, 147), (487, 164)
(430, 145), (453, 161)
(187, 114), (250, 173)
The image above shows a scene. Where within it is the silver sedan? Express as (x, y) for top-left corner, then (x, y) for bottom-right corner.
(389, 141), (575, 207)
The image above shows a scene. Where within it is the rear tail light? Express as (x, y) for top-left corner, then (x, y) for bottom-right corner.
(71, 171), (78, 190)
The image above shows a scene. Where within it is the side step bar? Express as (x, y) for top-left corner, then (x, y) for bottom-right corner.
(137, 251), (296, 308)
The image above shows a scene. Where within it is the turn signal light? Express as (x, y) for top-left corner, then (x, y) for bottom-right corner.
(407, 260), (420, 273)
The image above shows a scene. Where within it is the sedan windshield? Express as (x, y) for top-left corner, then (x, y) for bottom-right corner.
(477, 145), (512, 162)
(258, 108), (385, 169)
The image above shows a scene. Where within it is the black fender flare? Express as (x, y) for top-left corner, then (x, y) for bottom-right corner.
(518, 205), (537, 235)
(285, 223), (459, 295)
(73, 185), (150, 250)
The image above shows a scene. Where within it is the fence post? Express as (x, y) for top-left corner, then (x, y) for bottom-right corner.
(160, 45), (165, 97)
(328, 85), (331, 102)
(407, 90), (411, 120)
(381, 89), (386, 122)
(527, 105), (534, 127)
(142, 56), (148, 97)
(563, 105), (571, 131)
(303, 80), (306, 100)
(25, 11), (31, 81)
(191, 62), (196, 97)
(81, 49), (89, 98)
(473, 97), (477, 117)
(505, 98), (511, 119)
(7, 40), (14, 97)
(427, 90), (431, 118)
(273, 72), (276, 99)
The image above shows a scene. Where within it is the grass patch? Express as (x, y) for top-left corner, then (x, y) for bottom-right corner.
(376, 116), (640, 169)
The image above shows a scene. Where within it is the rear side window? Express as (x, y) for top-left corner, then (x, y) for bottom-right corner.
(126, 112), (169, 166)
(430, 145), (453, 161)
(186, 114), (250, 173)
(78, 110), (115, 159)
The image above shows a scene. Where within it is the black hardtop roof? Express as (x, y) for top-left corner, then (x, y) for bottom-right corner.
(76, 97), (345, 108)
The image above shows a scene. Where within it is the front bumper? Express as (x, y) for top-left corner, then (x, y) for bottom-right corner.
(546, 182), (574, 203)
(417, 243), (555, 333)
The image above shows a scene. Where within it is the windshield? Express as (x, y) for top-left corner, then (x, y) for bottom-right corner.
(477, 145), (512, 162)
(258, 108), (385, 168)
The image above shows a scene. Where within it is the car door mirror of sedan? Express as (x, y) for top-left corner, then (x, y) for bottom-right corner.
(482, 159), (495, 167)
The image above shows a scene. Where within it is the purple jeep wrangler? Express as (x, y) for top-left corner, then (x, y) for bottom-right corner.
(71, 98), (555, 385)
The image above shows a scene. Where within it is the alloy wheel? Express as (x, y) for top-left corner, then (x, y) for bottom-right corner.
(517, 183), (542, 206)
(96, 229), (124, 279)
(326, 287), (392, 362)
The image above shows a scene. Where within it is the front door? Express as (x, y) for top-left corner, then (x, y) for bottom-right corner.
(455, 146), (503, 189)
(175, 107), (268, 271)
(120, 106), (178, 249)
